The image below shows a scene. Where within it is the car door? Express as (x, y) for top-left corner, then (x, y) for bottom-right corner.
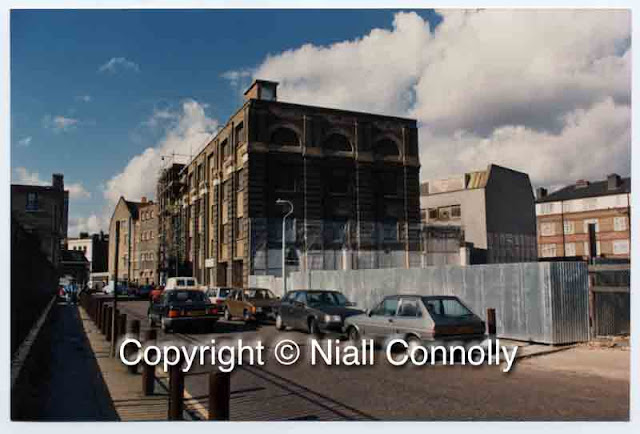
(291, 291), (309, 330)
(394, 297), (426, 339)
(226, 290), (239, 316)
(366, 297), (399, 341)
(279, 291), (296, 325)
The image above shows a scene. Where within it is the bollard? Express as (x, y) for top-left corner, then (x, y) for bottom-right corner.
(96, 300), (102, 329)
(142, 329), (157, 396)
(126, 319), (141, 374)
(105, 306), (113, 341)
(208, 371), (231, 420)
(168, 363), (185, 420)
(111, 312), (127, 357)
(486, 308), (496, 335)
(99, 302), (107, 332)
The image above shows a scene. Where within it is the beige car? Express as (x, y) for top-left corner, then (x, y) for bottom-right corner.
(223, 288), (280, 322)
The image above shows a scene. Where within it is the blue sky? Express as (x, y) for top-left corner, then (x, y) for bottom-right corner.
(11, 9), (630, 236)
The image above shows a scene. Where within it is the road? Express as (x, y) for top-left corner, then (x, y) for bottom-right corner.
(115, 300), (629, 421)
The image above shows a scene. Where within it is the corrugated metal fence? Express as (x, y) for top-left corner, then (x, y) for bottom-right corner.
(279, 261), (589, 345)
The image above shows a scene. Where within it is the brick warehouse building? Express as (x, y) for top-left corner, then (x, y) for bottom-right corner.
(535, 173), (631, 259)
(158, 80), (421, 287)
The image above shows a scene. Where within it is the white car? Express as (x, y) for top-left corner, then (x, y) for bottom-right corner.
(165, 277), (199, 291)
(205, 286), (233, 307)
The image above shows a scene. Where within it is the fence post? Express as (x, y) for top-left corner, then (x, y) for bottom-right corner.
(486, 308), (496, 335)
(168, 363), (185, 420)
(208, 371), (231, 420)
(126, 319), (141, 374)
(142, 329), (157, 396)
(105, 306), (113, 341)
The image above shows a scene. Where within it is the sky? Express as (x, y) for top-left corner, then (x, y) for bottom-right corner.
(10, 9), (631, 237)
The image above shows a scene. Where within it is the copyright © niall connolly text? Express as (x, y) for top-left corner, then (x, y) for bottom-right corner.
(119, 338), (518, 373)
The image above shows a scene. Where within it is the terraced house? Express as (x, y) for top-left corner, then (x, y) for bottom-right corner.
(158, 80), (422, 287)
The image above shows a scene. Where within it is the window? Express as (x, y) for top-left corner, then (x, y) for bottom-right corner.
(26, 192), (39, 211)
(540, 244), (557, 258)
(374, 138), (399, 158)
(329, 169), (350, 194)
(294, 291), (308, 305)
(274, 166), (300, 192)
(372, 297), (398, 316)
(422, 298), (472, 318)
(397, 298), (421, 317)
(428, 208), (438, 220)
(235, 122), (244, 144)
(382, 172), (400, 196)
(383, 218), (398, 242)
(271, 127), (299, 147)
(614, 216), (627, 231)
(565, 243), (576, 257)
(327, 219), (348, 243)
(197, 164), (203, 184)
(613, 240), (630, 255)
(323, 133), (352, 152)
(221, 140), (229, 161)
(540, 222), (555, 236)
(220, 225), (228, 244)
(451, 205), (461, 218)
(563, 221), (575, 235)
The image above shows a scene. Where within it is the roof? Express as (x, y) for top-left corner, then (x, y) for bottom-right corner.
(537, 177), (631, 203)
(124, 200), (142, 218)
(60, 250), (89, 263)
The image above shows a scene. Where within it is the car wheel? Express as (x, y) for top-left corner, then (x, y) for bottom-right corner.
(406, 336), (421, 357)
(275, 314), (285, 330)
(224, 308), (231, 321)
(308, 318), (322, 336)
(348, 326), (360, 343)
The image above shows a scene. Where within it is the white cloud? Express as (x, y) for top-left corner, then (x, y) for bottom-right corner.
(13, 167), (91, 199)
(103, 100), (219, 206)
(68, 214), (109, 237)
(43, 115), (79, 132)
(249, 10), (630, 188)
(76, 95), (92, 103)
(98, 57), (140, 74)
(17, 136), (32, 147)
(14, 167), (48, 186)
(222, 68), (253, 87)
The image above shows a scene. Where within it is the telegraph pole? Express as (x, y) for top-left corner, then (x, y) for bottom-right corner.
(111, 221), (120, 357)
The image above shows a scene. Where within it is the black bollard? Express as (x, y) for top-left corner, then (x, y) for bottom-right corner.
(142, 329), (157, 395)
(168, 363), (185, 420)
(208, 371), (231, 420)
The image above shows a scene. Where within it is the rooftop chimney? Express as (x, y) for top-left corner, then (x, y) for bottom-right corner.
(141, 196), (147, 204)
(575, 179), (590, 189)
(536, 187), (547, 200)
(244, 79), (278, 102)
(52, 173), (64, 191)
(607, 173), (622, 190)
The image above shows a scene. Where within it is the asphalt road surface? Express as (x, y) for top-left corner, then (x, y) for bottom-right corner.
(116, 300), (629, 421)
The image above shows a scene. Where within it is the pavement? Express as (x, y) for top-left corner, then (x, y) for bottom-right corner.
(11, 301), (118, 421)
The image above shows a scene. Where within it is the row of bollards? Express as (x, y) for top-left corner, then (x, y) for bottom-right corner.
(78, 292), (231, 421)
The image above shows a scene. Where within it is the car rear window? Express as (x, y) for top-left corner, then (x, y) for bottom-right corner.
(219, 288), (231, 298)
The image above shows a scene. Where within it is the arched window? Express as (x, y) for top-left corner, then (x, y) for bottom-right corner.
(374, 138), (400, 158)
(271, 127), (300, 147)
(323, 133), (352, 153)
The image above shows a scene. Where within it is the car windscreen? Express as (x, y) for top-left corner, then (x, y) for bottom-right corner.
(244, 289), (275, 300)
(307, 291), (348, 306)
(218, 288), (231, 298)
(422, 297), (473, 319)
(168, 291), (207, 303)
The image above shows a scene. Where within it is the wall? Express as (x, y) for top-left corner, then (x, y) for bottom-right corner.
(280, 261), (589, 344)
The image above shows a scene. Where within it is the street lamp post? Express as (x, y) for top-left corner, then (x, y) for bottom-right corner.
(276, 199), (293, 294)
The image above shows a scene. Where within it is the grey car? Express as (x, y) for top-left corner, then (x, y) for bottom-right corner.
(344, 295), (486, 347)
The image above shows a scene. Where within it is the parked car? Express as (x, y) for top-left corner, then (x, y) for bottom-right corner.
(147, 289), (220, 333)
(344, 295), (486, 347)
(205, 286), (233, 308)
(137, 284), (154, 299)
(224, 288), (279, 322)
(276, 289), (363, 335)
(165, 277), (199, 290)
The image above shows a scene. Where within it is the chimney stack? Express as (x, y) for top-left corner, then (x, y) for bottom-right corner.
(141, 196), (147, 203)
(244, 79), (278, 102)
(607, 173), (621, 190)
(535, 187), (547, 200)
(576, 179), (590, 189)
(52, 173), (64, 191)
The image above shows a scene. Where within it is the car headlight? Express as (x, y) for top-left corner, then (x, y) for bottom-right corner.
(324, 314), (342, 323)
